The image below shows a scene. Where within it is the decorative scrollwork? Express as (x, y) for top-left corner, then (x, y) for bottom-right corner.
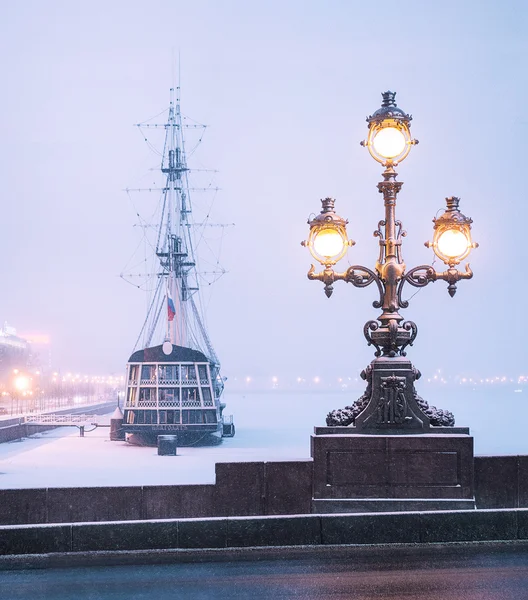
(397, 265), (436, 308)
(363, 320), (381, 357)
(395, 220), (407, 241)
(374, 220), (386, 240)
(345, 265), (384, 308)
(400, 321), (418, 356)
(374, 221), (386, 265)
(394, 220), (407, 264)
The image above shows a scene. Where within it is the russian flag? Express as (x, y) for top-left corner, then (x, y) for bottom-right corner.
(167, 290), (176, 322)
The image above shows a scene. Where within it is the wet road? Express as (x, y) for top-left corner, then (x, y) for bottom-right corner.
(0, 543), (527, 599)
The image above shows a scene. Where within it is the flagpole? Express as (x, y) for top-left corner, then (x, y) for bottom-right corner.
(166, 277), (171, 343)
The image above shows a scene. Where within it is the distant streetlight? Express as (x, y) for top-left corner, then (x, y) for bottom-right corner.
(14, 375), (30, 393)
(12, 371), (31, 415)
(302, 91), (478, 430)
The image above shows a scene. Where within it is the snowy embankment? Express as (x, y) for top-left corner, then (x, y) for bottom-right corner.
(0, 389), (526, 489)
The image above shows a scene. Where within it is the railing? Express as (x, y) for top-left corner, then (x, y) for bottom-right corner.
(159, 400), (180, 407)
(25, 414), (101, 425)
(182, 400), (201, 408)
(137, 400), (157, 407)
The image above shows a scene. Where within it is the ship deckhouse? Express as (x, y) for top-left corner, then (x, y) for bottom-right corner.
(123, 344), (223, 438)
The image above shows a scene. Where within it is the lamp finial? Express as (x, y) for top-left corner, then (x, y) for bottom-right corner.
(381, 91), (397, 107)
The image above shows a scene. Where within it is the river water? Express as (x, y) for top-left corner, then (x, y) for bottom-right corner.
(223, 385), (528, 457)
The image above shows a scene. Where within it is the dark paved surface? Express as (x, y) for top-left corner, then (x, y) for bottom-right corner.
(0, 542), (527, 599)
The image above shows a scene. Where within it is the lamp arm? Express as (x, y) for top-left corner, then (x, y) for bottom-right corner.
(344, 265), (384, 308)
(307, 264), (383, 305)
(398, 263), (473, 306)
(435, 263), (473, 298)
(307, 264), (344, 298)
(397, 265), (436, 308)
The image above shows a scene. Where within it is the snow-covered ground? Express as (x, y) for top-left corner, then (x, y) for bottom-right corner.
(0, 392), (335, 489)
(0, 389), (526, 489)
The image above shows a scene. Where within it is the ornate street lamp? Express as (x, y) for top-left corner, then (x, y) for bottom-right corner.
(303, 91), (478, 431)
(302, 198), (355, 297)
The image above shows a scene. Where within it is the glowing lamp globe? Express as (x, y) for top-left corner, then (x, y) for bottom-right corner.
(303, 197), (352, 266)
(313, 228), (346, 260)
(363, 91), (415, 165)
(427, 197), (478, 266)
(372, 126), (407, 160)
(436, 229), (470, 260)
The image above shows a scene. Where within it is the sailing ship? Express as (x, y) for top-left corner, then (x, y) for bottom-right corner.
(121, 88), (234, 445)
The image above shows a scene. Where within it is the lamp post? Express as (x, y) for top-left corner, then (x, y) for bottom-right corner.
(13, 370), (31, 416)
(303, 91), (478, 432)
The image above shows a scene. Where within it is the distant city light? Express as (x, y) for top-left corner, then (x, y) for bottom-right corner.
(14, 376), (30, 392)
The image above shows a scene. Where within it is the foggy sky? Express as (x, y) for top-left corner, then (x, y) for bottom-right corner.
(1, 0), (526, 382)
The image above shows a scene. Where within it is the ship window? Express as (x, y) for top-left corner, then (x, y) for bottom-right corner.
(201, 387), (212, 405)
(166, 410), (174, 424)
(159, 365), (179, 382)
(182, 410), (203, 424)
(174, 410), (180, 424)
(198, 365), (208, 382)
(126, 411), (135, 424)
(141, 365), (156, 382)
(137, 411), (144, 424)
(159, 411), (167, 424)
(139, 388), (157, 405)
(142, 411), (157, 425)
(127, 387), (137, 406)
(181, 365), (196, 382)
(204, 410), (217, 424)
(182, 387), (200, 407)
(159, 387), (180, 406)
(128, 365), (139, 383)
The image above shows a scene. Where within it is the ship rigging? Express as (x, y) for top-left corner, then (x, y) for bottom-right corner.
(121, 88), (234, 445)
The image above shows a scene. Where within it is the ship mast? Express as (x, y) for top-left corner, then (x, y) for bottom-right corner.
(157, 87), (200, 348)
(124, 88), (227, 365)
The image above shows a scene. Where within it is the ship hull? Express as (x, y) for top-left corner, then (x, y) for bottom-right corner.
(123, 423), (223, 447)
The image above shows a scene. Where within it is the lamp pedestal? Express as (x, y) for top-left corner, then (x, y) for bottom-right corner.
(310, 430), (475, 513)
(355, 357), (429, 432)
(311, 356), (475, 513)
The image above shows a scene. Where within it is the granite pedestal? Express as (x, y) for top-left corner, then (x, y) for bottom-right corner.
(311, 430), (475, 513)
